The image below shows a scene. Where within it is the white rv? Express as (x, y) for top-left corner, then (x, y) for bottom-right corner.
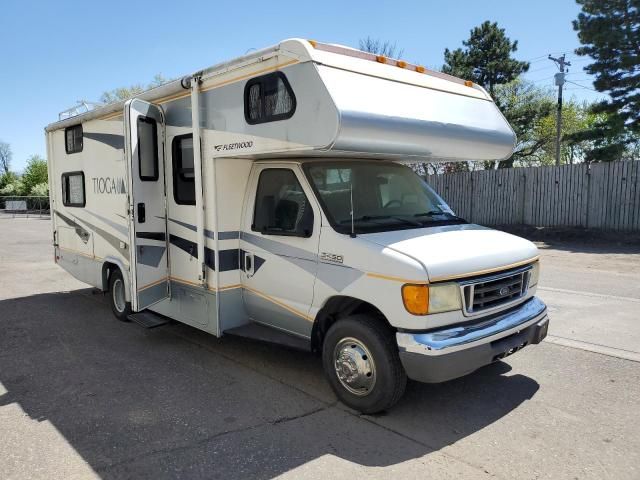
(46, 39), (549, 413)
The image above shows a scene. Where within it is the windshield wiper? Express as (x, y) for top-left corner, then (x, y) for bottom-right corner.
(339, 215), (422, 227)
(414, 211), (468, 223)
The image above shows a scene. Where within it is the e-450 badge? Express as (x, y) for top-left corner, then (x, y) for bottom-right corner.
(320, 252), (344, 264)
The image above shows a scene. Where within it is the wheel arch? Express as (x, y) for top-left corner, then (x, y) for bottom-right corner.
(101, 257), (131, 302)
(310, 295), (394, 354)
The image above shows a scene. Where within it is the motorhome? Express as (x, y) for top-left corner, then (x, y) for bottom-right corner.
(46, 39), (549, 413)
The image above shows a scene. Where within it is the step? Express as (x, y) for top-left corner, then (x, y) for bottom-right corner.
(128, 311), (171, 329)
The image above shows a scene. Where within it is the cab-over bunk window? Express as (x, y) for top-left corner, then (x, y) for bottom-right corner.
(244, 72), (296, 124)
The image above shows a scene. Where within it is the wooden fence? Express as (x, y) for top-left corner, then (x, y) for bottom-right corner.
(425, 161), (640, 231)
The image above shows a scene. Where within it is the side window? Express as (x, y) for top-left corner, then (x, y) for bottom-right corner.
(244, 72), (296, 125)
(61, 171), (86, 207)
(137, 116), (159, 181)
(253, 169), (313, 237)
(172, 134), (195, 205)
(65, 125), (83, 154)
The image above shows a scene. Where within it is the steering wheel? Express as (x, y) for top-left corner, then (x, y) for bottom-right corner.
(383, 199), (402, 208)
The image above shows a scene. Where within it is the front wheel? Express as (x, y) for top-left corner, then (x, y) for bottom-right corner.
(322, 314), (407, 414)
(108, 269), (131, 321)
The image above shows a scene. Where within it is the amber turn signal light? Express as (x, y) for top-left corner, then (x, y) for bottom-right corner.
(401, 284), (429, 315)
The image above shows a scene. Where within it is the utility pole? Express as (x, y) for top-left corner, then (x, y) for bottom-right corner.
(548, 54), (571, 166)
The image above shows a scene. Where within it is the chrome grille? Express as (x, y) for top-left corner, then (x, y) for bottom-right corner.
(460, 266), (532, 316)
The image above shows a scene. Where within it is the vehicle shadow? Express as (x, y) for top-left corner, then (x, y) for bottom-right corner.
(0, 289), (540, 479)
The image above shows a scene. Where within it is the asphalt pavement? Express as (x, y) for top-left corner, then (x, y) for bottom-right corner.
(1, 218), (638, 479)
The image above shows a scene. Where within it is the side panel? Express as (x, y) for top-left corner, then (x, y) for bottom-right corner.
(207, 156), (254, 332)
(49, 116), (131, 294)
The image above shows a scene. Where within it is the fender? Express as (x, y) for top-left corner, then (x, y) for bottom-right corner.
(102, 256), (131, 302)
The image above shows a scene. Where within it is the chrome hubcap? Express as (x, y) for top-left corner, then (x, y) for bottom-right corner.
(333, 337), (376, 396)
(113, 278), (126, 313)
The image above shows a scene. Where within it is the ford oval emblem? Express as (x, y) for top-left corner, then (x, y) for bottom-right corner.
(499, 287), (510, 296)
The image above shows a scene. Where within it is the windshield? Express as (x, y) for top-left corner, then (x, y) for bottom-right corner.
(304, 161), (466, 234)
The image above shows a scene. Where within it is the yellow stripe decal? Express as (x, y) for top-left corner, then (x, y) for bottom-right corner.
(57, 246), (104, 262)
(428, 257), (540, 283)
(366, 272), (428, 284)
(242, 285), (313, 321)
(137, 277), (169, 292)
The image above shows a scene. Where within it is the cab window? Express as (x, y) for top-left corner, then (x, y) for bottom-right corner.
(252, 169), (313, 237)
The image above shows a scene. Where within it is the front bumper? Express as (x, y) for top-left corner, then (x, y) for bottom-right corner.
(396, 297), (549, 383)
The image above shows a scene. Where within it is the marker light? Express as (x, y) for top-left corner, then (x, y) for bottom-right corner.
(402, 282), (462, 315)
(306, 40), (472, 87)
(402, 284), (429, 315)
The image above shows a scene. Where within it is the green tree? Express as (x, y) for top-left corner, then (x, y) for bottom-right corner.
(21, 155), (48, 195)
(565, 112), (631, 163)
(571, 0), (640, 161)
(0, 177), (24, 196)
(30, 182), (49, 197)
(0, 171), (18, 191)
(100, 73), (170, 104)
(574, 0), (640, 134)
(443, 21), (530, 96)
(535, 101), (595, 165)
(492, 80), (555, 167)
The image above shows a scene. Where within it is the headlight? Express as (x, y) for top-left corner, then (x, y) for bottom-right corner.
(401, 282), (461, 316)
(529, 261), (540, 287)
(428, 282), (462, 313)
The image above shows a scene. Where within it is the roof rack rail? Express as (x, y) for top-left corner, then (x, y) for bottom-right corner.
(58, 100), (104, 121)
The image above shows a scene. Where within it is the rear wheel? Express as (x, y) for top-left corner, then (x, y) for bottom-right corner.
(108, 269), (131, 321)
(322, 314), (407, 414)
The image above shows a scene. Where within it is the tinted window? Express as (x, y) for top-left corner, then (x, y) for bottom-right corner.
(244, 72), (296, 124)
(61, 171), (85, 207)
(253, 169), (313, 237)
(65, 125), (83, 154)
(137, 116), (158, 181)
(172, 134), (195, 205)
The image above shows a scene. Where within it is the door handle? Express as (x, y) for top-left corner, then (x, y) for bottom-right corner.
(137, 203), (146, 223)
(244, 252), (254, 276)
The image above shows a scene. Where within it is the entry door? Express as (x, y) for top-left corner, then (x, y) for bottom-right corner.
(124, 98), (169, 311)
(240, 165), (320, 338)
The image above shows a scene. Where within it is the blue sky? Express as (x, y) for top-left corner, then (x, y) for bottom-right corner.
(0, 0), (603, 172)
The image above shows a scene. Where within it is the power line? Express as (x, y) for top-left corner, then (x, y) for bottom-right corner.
(565, 80), (598, 92)
(525, 51), (577, 62)
(527, 64), (558, 74)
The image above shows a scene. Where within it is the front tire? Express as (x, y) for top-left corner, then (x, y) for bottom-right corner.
(108, 269), (131, 321)
(322, 314), (407, 414)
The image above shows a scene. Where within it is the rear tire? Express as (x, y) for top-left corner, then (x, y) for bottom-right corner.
(108, 269), (131, 322)
(322, 314), (407, 414)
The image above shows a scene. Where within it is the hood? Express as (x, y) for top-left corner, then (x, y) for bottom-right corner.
(361, 224), (539, 282)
